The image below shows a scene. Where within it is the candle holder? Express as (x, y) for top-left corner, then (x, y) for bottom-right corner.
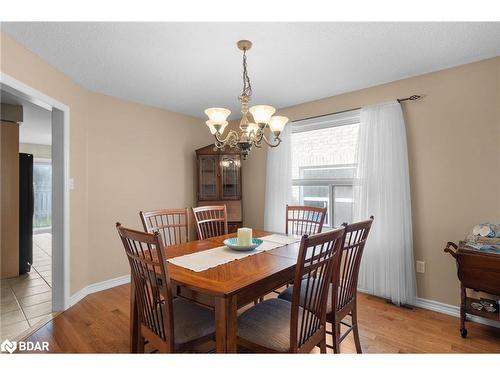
(223, 237), (263, 252)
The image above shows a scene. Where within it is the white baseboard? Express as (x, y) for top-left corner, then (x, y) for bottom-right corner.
(358, 288), (500, 329)
(69, 274), (131, 307)
(413, 297), (500, 329)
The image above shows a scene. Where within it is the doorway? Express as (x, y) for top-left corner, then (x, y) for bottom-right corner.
(0, 74), (70, 341)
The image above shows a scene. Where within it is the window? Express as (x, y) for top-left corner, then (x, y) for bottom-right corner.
(291, 110), (360, 228)
(33, 159), (52, 229)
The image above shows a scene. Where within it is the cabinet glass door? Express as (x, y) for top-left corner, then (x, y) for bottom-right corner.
(199, 155), (218, 200)
(220, 155), (241, 199)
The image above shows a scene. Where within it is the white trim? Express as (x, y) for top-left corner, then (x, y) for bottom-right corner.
(358, 288), (500, 329)
(0, 73), (69, 112)
(1, 72), (71, 311)
(69, 275), (131, 307)
(413, 297), (500, 329)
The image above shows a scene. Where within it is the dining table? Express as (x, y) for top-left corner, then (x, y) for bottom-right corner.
(129, 229), (303, 353)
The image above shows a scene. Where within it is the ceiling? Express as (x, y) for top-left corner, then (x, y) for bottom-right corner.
(2, 22), (499, 119)
(1, 90), (52, 145)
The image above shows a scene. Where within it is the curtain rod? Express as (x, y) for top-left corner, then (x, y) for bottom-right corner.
(294, 94), (422, 123)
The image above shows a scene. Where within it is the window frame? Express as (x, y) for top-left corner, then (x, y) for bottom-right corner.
(291, 109), (360, 229)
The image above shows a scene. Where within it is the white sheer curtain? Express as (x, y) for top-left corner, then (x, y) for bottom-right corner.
(264, 125), (292, 233)
(354, 101), (416, 305)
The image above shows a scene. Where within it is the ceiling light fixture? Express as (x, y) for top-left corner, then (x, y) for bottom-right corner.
(204, 40), (288, 159)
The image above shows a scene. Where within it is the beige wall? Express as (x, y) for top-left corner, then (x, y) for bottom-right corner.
(1, 32), (212, 293)
(86, 92), (209, 284)
(238, 57), (500, 306)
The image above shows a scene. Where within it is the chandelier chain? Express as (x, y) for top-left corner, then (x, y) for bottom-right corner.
(241, 50), (253, 98)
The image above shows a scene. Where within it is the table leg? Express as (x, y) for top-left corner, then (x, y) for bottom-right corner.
(130, 279), (140, 353)
(215, 295), (237, 353)
(460, 283), (468, 338)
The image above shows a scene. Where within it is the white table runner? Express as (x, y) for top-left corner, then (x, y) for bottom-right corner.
(259, 234), (302, 245)
(168, 235), (300, 272)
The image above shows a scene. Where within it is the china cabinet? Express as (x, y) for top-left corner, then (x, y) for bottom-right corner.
(195, 145), (242, 233)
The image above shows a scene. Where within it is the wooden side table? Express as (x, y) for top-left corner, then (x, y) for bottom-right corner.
(444, 241), (500, 338)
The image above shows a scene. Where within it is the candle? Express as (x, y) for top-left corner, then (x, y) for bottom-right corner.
(237, 228), (252, 246)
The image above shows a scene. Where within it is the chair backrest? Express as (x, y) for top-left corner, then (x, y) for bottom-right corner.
(332, 217), (374, 312)
(140, 208), (190, 246)
(192, 205), (228, 240)
(290, 228), (345, 353)
(286, 205), (327, 236)
(116, 223), (174, 350)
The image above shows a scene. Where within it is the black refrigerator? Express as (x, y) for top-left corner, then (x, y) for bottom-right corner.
(19, 153), (34, 274)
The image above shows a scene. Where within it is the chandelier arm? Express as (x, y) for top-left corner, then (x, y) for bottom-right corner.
(261, 133), (282, 148)
(252, 128), (265, 148)
(214, 130), (240, 147)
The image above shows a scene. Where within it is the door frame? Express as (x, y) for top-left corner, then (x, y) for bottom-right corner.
(1, 72), (71, 311)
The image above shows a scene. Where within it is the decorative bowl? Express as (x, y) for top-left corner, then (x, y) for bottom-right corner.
(223, 237), (263, 251)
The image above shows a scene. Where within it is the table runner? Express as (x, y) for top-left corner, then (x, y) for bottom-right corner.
(168, 235), (300, 272)
(259, 234), (302, 245)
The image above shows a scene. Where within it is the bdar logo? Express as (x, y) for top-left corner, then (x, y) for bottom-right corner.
(0, 339), (48, 353)
(1, 339), (17, 354)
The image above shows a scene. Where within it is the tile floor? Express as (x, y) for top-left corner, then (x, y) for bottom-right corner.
(0, 233), (52, 341)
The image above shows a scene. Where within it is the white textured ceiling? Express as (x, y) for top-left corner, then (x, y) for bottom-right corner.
(1, 90), (52, 145)
(2, 22), (499, 119)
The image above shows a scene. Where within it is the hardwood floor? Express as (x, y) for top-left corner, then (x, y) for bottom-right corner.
(19, 284), (500, 353)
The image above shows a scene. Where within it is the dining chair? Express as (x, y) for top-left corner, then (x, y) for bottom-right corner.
(286, 204), (327, 236)
(264, 204), (327, 299)
(116, 223), (215, 353)
(192, 205), (228, 240)
(237, 228), (345, 353)
(278, 216), (374, 353)
(140, 208), (190, 246)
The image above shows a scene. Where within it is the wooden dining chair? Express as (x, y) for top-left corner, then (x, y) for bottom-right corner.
(237, 228), (345, 353)
(140, 208), (190, 246)
(192, 205), (228, 240)
(278, 216), (374, 353)
(265, 205), (326, 298)
(286, 205), (327, 236)
(116, 223), (215, 353)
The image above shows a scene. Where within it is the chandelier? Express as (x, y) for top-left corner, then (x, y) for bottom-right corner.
(204, 40), (288, 159)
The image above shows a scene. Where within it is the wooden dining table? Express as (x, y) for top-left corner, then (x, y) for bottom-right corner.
(130, 230), (303, 353)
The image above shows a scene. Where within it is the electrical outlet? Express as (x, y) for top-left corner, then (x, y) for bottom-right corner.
(416, 260), (425, 273)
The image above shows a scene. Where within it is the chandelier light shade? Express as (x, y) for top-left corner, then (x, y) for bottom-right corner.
(268, 116), (288, 134)
(249, 105), (276, 125)
(204, 108), (231, 124)
(203, 40), (288, 159)
(206, 120), (228, 135)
